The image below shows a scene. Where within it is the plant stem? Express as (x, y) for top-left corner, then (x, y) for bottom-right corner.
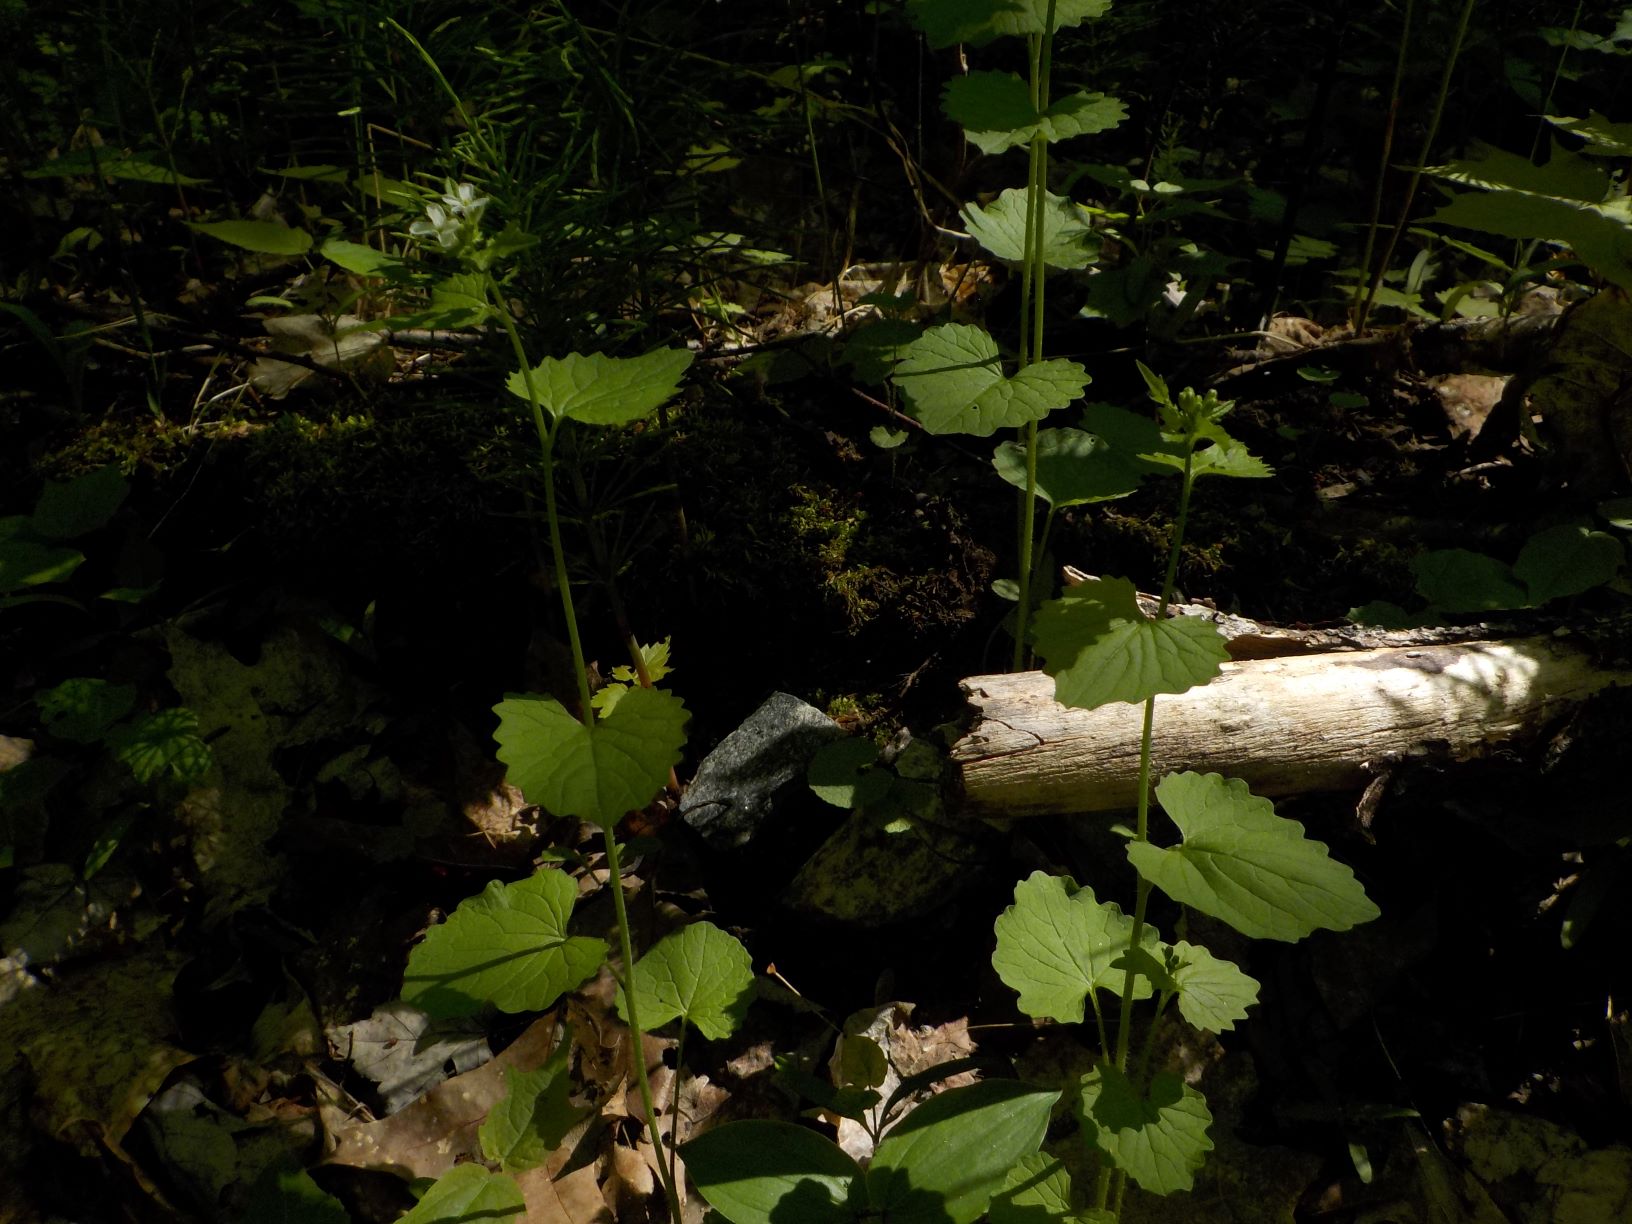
(1357, 0), (1477, 332)
(1351, 0), (1412, 331)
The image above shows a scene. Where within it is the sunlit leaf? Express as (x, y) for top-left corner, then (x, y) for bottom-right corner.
(868, 1080), (1060, 1224)
(962, 188), (1101, 270)
(1127, 772), (1381, 941)
(493, 687), (687, 827)
(989, 1153), (1115, 1224)
(993, 871), (1158, 1023)
(894, 324), (1088, 437)
(1164, 940), (1260, 1033)
(991, 428), (1144, 506)
(682, 1121), (860, 1224)
(320, 238), (409, 277)
(944, 74), (1126, 155)
(1076, 1064), (1212, 1195)
(1033, 577), (1228, 710)
(399, 1164), (524, 1224)
(401, 869), (607, 1019)
(808, 738), (891, 809)
(479, 1034), (590, 1172)
(507, 347), (694, 425)
(619, 921), (755, 1040)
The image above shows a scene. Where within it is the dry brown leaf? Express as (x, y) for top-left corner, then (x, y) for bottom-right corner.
(602, 1141), (656, 1224)
(326, 1014), (562, 1179)
(516, 1161), (613, 1224)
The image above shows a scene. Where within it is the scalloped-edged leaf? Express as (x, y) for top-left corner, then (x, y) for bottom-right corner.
(1430, 188), (1632, 292)
(1514, 524), (1623, 605)
(506, 347), (694, 426)
(1076, 1065), (1212, 1195)
(1128, 772), (1380, 941)
(944, 74), (1126, 156)
(910, 0), (1111, 47)
(1549, 112), (1632, 159)
(993, 871), (1159, 1023)
(868, 1080), (1060, 1224)
(107, 707), (213, 785)
(190, 219), (313, 256)
(400, 1164), (524, 1224)
(37, 678), (136, 744)
(894, 324), (1088, 437)
(30, 466), (128, 540)
(618, 921), (755, 1041)
(681, 1120), (860, 1224)
(1033, 577), (1229, 710)
(992, 428), (1144, 506)
(479, 1033), (589, 1172)
(1186, 419), (1274, 479)
(493, 687), (687, 827)
(1164, 940), (1260, 1033)
(418, 273), (494, 328)
(962, 188), (1100, 270)
(1431, 141), (1611, 203)
(401, 869), (607, 1019)
(1411, 548), (1527, 612)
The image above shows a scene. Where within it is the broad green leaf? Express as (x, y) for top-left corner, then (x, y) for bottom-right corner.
(190, 219), (313, 256)
(1165, 940), (1260, 1033)
(506, 348), (694, 426)
(30, 466), (128, 539)
(400, 1164), (524, 1224)
(808, 738), (892, 808)
(1185, 419), (1274, 480)
(37, 678), (136, 743)
(479, 1035), (589, 1172)
(894, 324), (1088, 437)
(846, 318), (925, 385)
(401, 869), (607, 1019)
(0, 538), (84, 592)
(1430, 189), (1632, 292)
(1431, 142), (1611, 204)
(24, 149), (206, 185)
(1412, 548), (1527, 612)
(868, 1080), (1059, 1224)
(1033, 577), (1229, 710)
(421, 273), (494, 328)
(1514, 524), (1622, 605)
(681, 1120), (861, 1224)
(107, 707), (212, 785)
(1127, 772), (1380, 941)
(962, 189), (1100, 270)
(493, 686), (687, 827)
(910, 0), (1111, 47)
(1076, 1065), (1212, 1195)
(991, 428), (1144, 507)
(992, 871), (1158, 1023)
(990, 1153), (1078, 1224)
(618, 920), (755, 1040)
(944, 74), (1126, 155)
(1549, 112), (1632, 158)
(242, 1162), (349, 1224)
(836, 1034), (888, 1089)
(319, 237), (408, 277)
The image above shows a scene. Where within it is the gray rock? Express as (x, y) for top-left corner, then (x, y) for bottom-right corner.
(680, 692), (845, 851)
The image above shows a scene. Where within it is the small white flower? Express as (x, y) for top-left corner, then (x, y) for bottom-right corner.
(440, 181), (489, 222)
(410, 201), (462, 249)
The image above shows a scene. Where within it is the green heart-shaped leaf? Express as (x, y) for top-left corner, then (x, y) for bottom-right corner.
(618, 920), (755, 1040)
(107, 707), (213, 785)
(1128, 772), (1381, 941)
(1412, 548), (1528, 613)
(962, 188), (1101, 270)
(910, 0), (1111, 48)
(1164, 940), (1260, 1033)
(894, 324), (1087, 437)
(993, 871), (1159, 1023)
(494, 686), (687, 827)
(1076, 1064), (1212, 1195)
(507, 347), (693, 425)
(990, 1153), (1115, 1224)
(992, 428), (1144, 506)
(1033, 577), (1228, 710)
(401, 869), (607, 1019)
(37, 677), (136, 744)
(945, 74), (1126, 155)
(682, 1121), (860, 1224)
(1514, 523), (1623, 606)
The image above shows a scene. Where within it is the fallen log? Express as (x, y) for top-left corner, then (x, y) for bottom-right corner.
(952, 633), (1632, 820)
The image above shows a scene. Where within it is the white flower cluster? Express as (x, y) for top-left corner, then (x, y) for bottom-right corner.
(410, 180), (490, 252)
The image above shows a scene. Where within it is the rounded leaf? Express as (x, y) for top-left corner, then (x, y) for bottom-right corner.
(894, 324), (1087, 437)
(619, 920), (755, 1040)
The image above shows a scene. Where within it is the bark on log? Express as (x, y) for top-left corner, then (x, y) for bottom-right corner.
(952, 636), (1632, 820)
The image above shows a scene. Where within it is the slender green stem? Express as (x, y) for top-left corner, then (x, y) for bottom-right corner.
(604, 832), (684, 1224)
(1358, 0), (1478, 332)
(1351, 0), (1412, 331)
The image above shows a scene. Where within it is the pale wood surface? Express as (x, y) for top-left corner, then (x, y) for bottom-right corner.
(952, 637), (1632, 819)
